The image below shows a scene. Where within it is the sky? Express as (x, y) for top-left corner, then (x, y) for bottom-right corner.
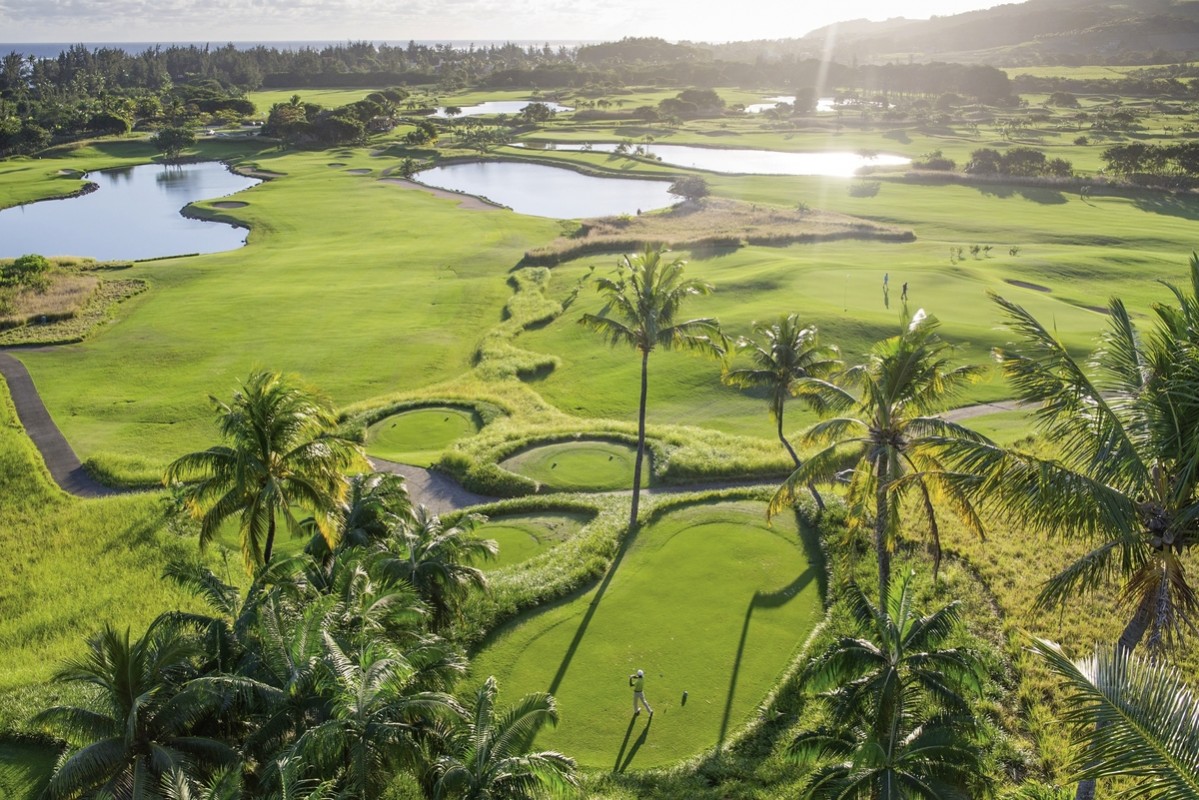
(0, 0), (1023, 45)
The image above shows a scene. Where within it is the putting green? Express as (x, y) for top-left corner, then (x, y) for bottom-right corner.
(477, 512), (589, 569)
(500, 440), (639, 491)
(366, 407), (481, 465)
(469, 501), (823, 769)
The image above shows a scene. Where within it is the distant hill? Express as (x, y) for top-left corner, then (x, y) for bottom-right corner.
(714, 0), (1199, 66)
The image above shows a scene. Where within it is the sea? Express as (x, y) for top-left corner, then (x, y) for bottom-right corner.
(0, 41), (598, 59)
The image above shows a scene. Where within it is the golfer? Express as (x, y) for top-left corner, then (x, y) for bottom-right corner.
(629, 669), (653, 716)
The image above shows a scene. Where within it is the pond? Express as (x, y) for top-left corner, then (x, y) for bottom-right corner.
(414, 162), (676, 218)
(744, 95), (837, 113)
(0, 162), (260, 261)
(512, 142), (909, 177)
(432, 100), (573, 118)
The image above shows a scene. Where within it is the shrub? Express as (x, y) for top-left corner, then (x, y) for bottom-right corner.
(3, 254), (50, 290)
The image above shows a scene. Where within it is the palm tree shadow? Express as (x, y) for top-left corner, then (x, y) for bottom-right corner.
(612, 715), (637, 772)
(547, 521), (641, 695)
(717, 510), (825, 747)
(618, 715), (653, 773)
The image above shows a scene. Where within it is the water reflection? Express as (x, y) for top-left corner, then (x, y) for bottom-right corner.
(432, 100), (573, 118)
(0, 162), (260, 260)
(414, 161), (675, 219)
(511, 142), (909, 177)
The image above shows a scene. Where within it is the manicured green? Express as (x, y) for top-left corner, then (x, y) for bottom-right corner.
(470, 500), (823, 768)
(501, 440), (639, 491)
(477, 511), (588, 568)
(366, 406), (481, 465)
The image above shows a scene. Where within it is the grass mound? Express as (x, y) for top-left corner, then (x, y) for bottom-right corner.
(520, 198), (915, 266)
(366, 406), (481, 465)
(469, 500), (824, 769)
(478, 511), (589, 569)
(500, 439), (639, 491)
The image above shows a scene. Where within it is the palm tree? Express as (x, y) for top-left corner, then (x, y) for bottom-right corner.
(284, 637), (462, 799)
(34, 620), (237, 799)
(723, 313), (841, 510)
(432, 676), (577, 800)
(791, 574), (987, 799)
(376, 506), (497, 633)
(306, 471), (412, 565)
(580, 245), (724, 530)
(164, 370), (364, 573)
(953, 282), (1199, 659)
(770, 313), (987, 603)
(1030, 638), (1199, 799)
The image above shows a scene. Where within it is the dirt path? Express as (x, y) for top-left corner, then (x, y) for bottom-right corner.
(0, 352), (1027, 508)
(940, 400), (1025, 422)
(0, 351), (121, 498)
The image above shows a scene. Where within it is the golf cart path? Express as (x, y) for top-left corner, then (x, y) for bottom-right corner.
(0, 351), (121, 498)
(0, 349), (1025, 508)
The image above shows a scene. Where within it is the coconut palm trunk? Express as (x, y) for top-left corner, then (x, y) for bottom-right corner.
(1074, 592), (1159, 800)
(630, 348), (650, 531)
(264, 513), (278, 566)
(776, 409), (824, 511)
(874, 451), (891, 606)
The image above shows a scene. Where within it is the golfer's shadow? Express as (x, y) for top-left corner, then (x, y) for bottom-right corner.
(613, 714), (652, 773)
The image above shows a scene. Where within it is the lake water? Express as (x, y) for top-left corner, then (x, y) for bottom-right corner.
(744, 96), (838, 113)
(432, 100), (574, 118)
(0, 162), (260, 261)
(414, 162), (676, 218)
(512, 142), (909, 177)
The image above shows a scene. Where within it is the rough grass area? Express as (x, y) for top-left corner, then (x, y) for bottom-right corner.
(478, 511), (590, 569)
(500, 439), (640, 491)
(0, 380), (203, 734)
(469, 499), (823, 769)
(366, 406), (481, 465)
(521, 198), (915, 265)
(0, 273), (146, 346)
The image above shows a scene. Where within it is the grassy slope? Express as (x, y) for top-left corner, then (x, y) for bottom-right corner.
(0, 379), (199, 728)
(470, 500), (823, 769)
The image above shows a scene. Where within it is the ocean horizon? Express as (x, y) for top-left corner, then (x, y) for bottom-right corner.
(0, 40), (600, 59)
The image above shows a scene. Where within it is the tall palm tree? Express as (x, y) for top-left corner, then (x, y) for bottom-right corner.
(34, 620), (237, 799)
(791, 574), (987, 799)
(164, 370), (364, 573)
(376, 506), (497, 633)
(432, 676), (577, 800)
(770, 313), (987, 603)
(1031, 638), (1199, 799)
(580, 245), (724, 530)
(723, 313), (841, 510)
(305, 471), (412, 567)
(954, 284), (1199, 658)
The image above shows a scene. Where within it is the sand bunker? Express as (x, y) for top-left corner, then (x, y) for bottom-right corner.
(381, 179), (501, 211)
(1004, 279), (1051, 292)
(212, 201), (248, 209)
(346, 168), (371, 175)
(328, 162), (347, 167)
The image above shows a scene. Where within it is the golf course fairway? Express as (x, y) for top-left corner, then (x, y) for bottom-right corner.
(500, 439), (639, 491)
(469, 500), (823, 769)
(366, 406), (481, 465)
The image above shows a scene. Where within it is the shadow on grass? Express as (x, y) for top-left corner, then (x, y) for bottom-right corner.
(547, 516), (641, 696)
(618, 715), (653, 773)
(612, 714), (637, 772)
(716, 508), (826, 748)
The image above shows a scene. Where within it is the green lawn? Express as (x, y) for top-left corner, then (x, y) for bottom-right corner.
(477, 511), (590, 569)
(469, 500), (823, 768)
(500, 440), (640, 491)
(366, 406), (481, 465)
